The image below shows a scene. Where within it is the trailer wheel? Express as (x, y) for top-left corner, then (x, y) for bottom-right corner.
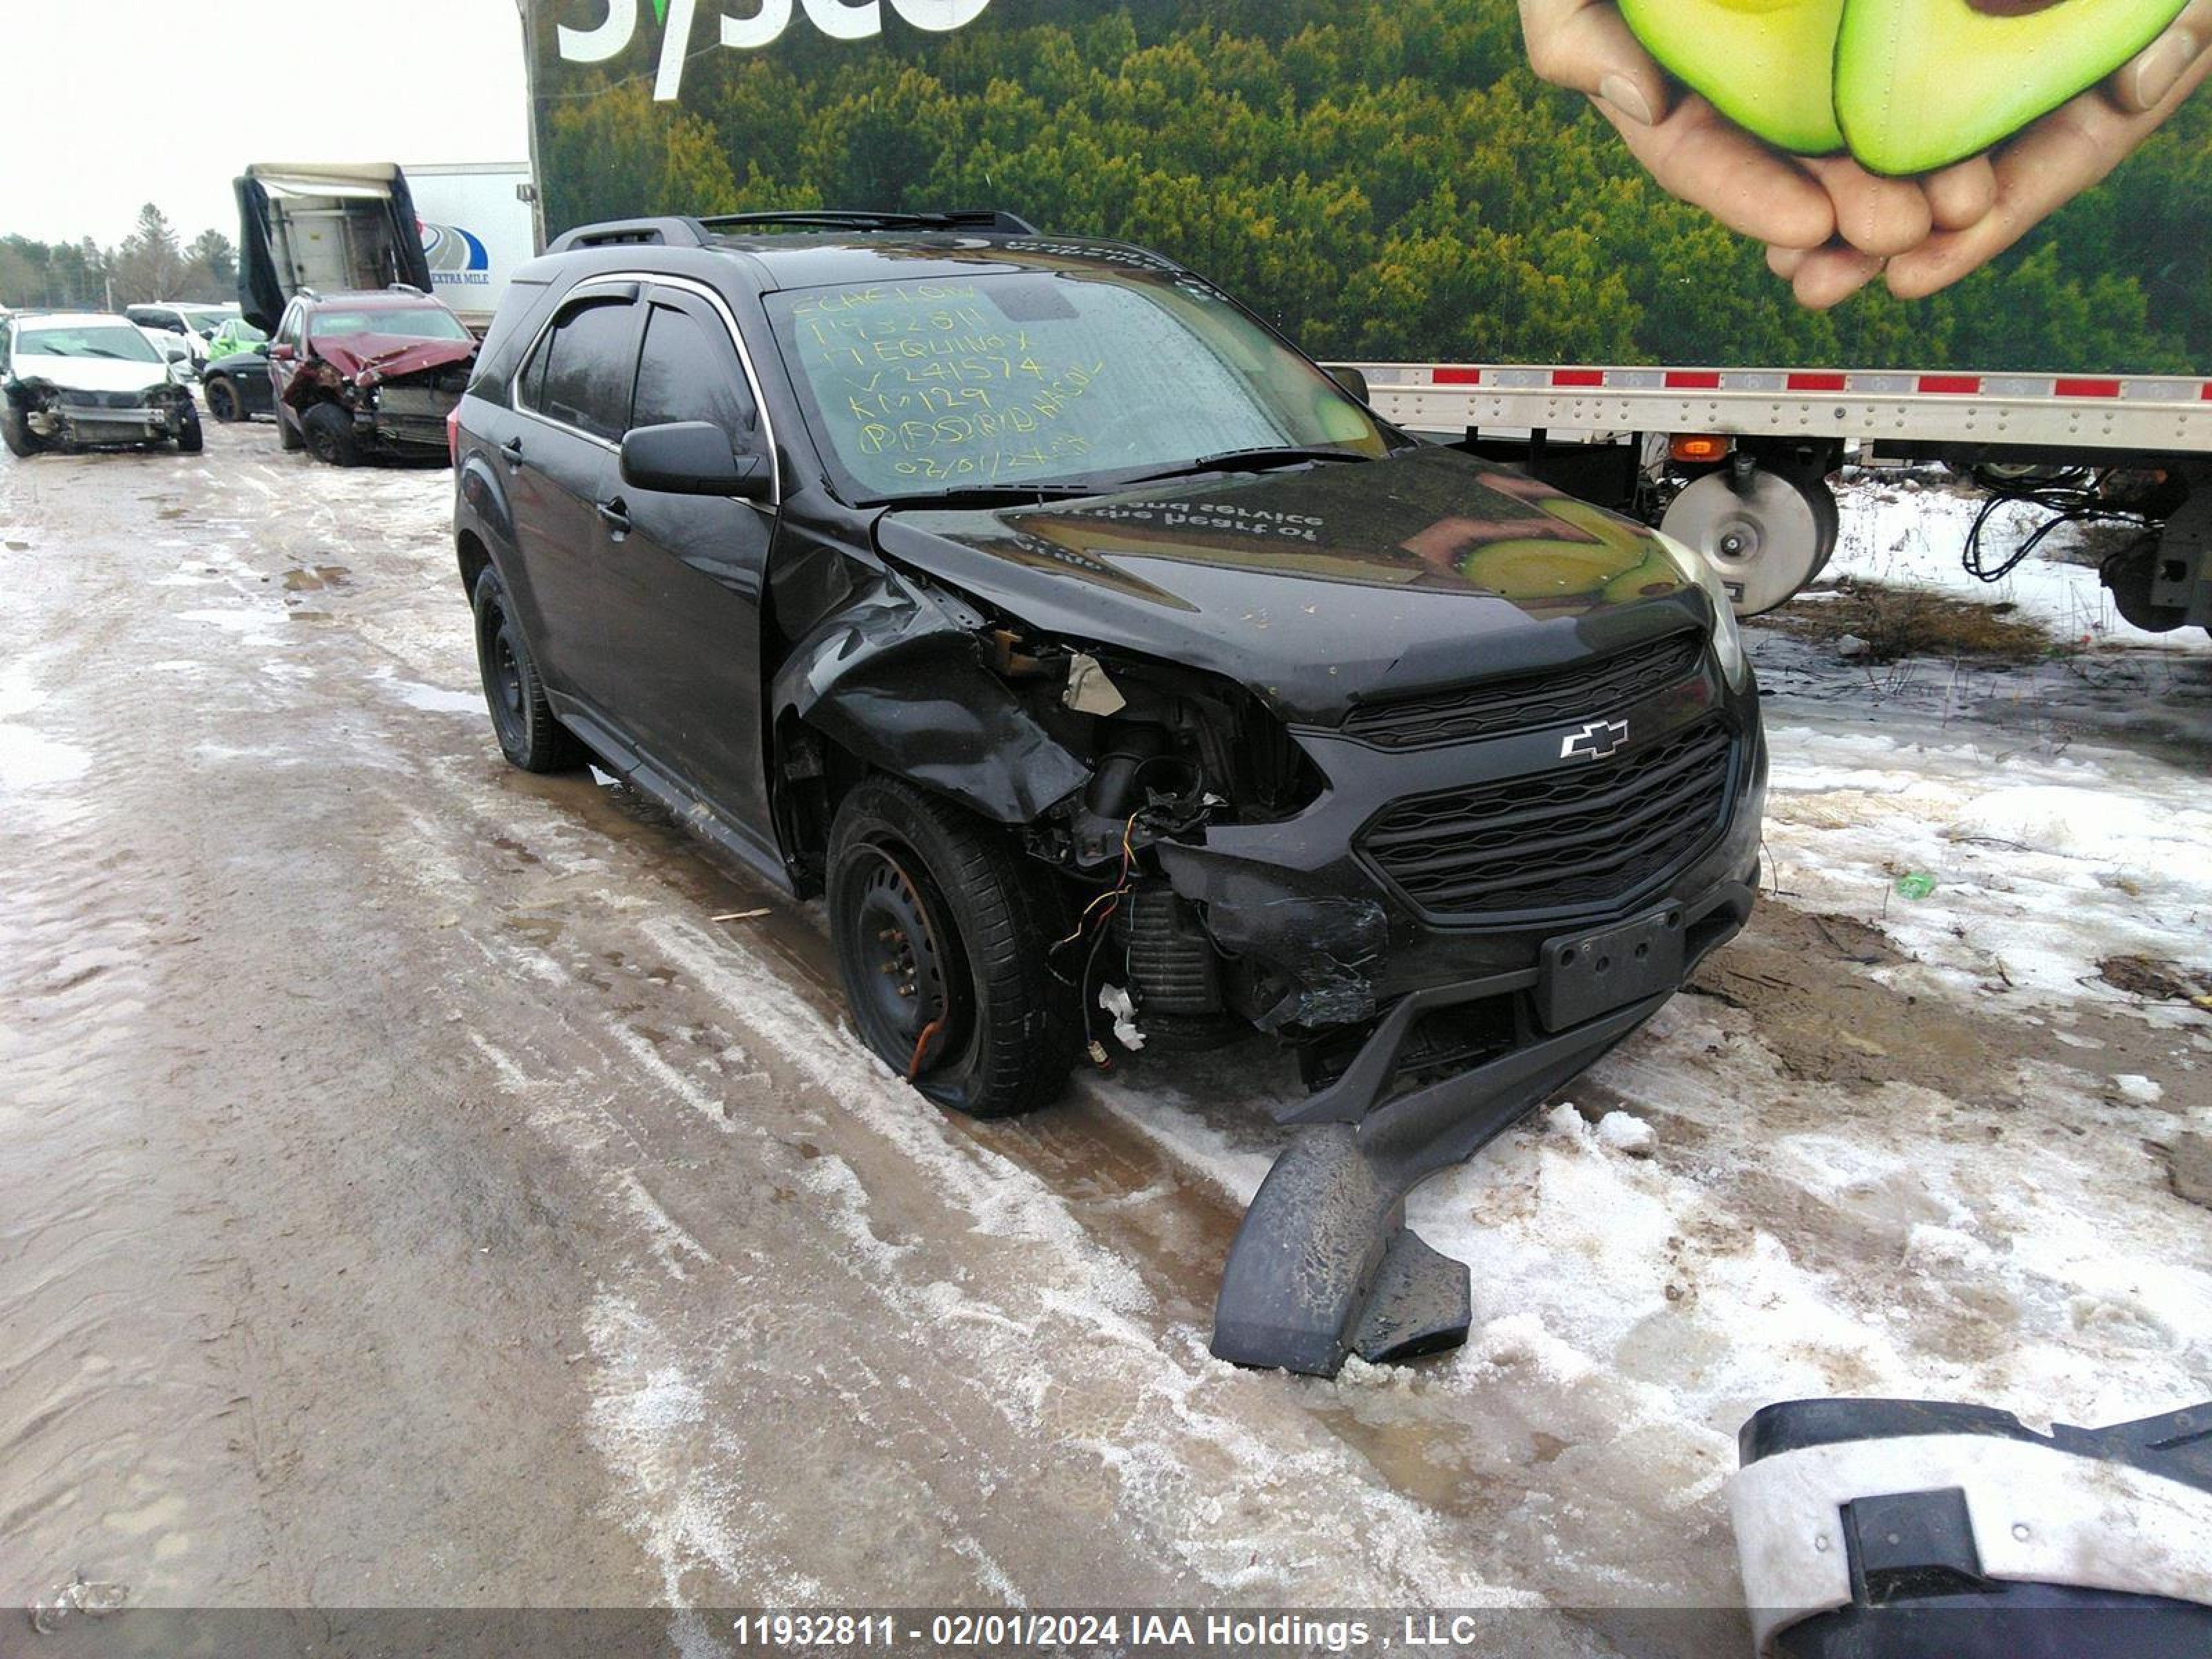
(2106, 540), (2187, 634)
(1662, 464), (1839, 618)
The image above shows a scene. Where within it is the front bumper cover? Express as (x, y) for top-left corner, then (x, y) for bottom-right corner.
(1208, 866), (1756, 1376)
(1190, 684), (1765, 1375)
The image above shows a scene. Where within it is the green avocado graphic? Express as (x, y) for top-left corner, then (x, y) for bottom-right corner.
(1601, 547), (1687, 603)
(1836, 0), (2188, 174)
(1618, 0), (1847, 156)
(1458, 539), (1640, 598)
(1620, 0), (2187, 175)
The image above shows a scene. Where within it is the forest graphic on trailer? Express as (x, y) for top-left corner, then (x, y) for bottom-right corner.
(526, 0), (2212, 375)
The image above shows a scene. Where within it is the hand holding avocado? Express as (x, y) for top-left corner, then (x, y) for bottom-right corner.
(1521, 0), (2209, 306)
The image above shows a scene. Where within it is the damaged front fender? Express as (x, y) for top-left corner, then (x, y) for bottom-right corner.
(772, 568), (1091, 825)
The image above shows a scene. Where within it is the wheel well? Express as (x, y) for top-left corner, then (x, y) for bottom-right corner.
(771, 712), (870, 899)
(456, 529), (491, 603)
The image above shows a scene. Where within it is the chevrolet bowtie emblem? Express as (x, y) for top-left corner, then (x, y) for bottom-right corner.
(1560, 719), (1630, 762)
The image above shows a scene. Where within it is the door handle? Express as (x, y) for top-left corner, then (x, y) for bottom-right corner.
(500, 436), (525, 467)
(596, 497), (632, 536)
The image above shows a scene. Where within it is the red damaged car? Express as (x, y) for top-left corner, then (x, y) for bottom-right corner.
(267, 285), (478, 466)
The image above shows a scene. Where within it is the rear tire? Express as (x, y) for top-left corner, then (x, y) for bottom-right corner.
(1, 404), (39, 458)
(278, 401), (303, 451)
(303, 402), (357, 466)
(827, 776), (1078, 1118)
(204, 377), (241, 423)
(471, 565), (588, 773)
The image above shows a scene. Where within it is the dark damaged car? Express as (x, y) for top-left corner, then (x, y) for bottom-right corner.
(451, 214), (1767, 1375)
(2, 312), (203, 456)
(269, 285), (476, 465)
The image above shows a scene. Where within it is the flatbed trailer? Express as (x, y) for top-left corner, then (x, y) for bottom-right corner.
(1335, 361), (2212, 635)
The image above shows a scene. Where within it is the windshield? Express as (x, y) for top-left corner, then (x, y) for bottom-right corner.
(17, 324), (163, 364)
(180, 308), (234, 338)
(768, 267), (1390, 503)
(310, 307), (471, 344)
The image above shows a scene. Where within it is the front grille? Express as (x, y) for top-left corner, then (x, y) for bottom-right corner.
(1342, 630), (1707, 749)
(1360, 716), (1735, 919)
(62, 389), (152, 410)
(377, 383), (462, 419)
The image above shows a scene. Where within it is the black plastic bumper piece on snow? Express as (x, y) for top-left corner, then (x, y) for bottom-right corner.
(1208, 986), (1669, 1376)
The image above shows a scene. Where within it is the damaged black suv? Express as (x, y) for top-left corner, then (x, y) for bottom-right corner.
(453, 212), (1764, 1368)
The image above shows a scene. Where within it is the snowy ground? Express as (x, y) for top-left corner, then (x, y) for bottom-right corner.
(3, 433), (2206, 1651)
(1824, 470), (2212, 655)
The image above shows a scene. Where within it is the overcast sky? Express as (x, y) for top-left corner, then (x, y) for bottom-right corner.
(1, 1), (532, 248)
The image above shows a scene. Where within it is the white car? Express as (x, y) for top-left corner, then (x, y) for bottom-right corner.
(126, 301), (236, 367)
(0, 311), (203, 456)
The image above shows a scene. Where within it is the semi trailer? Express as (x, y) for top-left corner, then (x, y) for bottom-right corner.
(1338, 358), (2212, 632)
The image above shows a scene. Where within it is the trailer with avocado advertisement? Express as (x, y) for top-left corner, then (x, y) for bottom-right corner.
(517, 0), (2212, 633)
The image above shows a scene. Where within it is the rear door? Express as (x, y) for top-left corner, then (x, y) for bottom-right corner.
(593, 283), (780, 844)
(269, 301), (306, 412)
(500, 283), (643, 701)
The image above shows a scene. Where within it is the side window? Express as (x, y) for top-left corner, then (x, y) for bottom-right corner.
(276, 305), (303, 349)
(523, 297), (637, 443)
(630, 299), (756, 447)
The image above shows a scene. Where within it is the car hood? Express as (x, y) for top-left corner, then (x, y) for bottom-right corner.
(10, 352), (172, 395)
(308, 335), (477, 380)
(874, 444), (1709, 724)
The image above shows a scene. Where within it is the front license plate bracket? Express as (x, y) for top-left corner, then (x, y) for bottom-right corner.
(1535, 905), (1687, 1032)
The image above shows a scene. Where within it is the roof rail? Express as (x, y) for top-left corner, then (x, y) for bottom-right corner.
(699, 209), (1038, 236)
(546, 217), (713, 254)
(387, 282), (427, 297)
(546, 209), (1039, 254)
(297, 285), (322, 301)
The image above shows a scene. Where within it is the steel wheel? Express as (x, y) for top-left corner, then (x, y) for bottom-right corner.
(839, 844), (968, 1078)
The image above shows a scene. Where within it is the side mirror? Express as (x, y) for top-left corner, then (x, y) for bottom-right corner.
(161, 342), (188, 363)
(268, 343), (294, 362)
(619, 421), (770, 500)
(1327, 365), (1370, 404)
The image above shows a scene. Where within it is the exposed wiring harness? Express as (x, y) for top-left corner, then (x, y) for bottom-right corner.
(1048, 813), (1143, 1067)
(1962, 466), (2157, 584)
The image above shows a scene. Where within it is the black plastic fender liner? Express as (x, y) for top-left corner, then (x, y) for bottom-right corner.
(771, 570), (1091, 826)
(1210, 988), (1670, 1376)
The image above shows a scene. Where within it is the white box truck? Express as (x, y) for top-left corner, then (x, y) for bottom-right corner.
(401, 162), (541, 334)
(236, 161), (539, 337)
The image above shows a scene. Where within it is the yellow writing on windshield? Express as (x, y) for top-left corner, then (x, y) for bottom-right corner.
(794, 283), (1114, 485)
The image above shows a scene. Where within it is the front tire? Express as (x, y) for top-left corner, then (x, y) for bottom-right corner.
(174, 404), (203, 453)
(303, 402), (357, 466)
(471, 565), (586, 773)
(1, 404), (39, 458)
(204, 377), (241, 423)
(278, 400), (303, 451)
(827, 777), (1078, 1118)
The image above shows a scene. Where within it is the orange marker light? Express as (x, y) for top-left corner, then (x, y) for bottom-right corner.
(1671, 434), (1729, 464)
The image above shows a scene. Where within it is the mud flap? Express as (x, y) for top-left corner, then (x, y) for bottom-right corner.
(1211, 988), (1670, 1376)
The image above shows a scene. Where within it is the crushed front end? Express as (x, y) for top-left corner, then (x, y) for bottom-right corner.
(832, 449), (1766, 1374)
(288, 337), (477, 457)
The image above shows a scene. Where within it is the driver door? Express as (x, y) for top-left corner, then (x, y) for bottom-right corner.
(594, 284), (780, 850)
